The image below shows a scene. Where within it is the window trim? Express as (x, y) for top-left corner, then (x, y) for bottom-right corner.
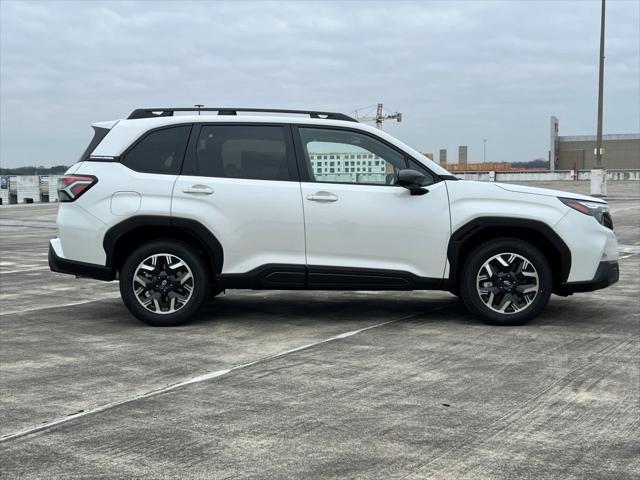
(180, 122), (299, 182)
(119, 123), (194, 175)
(291, 125), (442, 187)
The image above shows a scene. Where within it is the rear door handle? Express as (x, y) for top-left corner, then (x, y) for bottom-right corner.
(306, 191), (338, 202)
(183, 184), (214, 195)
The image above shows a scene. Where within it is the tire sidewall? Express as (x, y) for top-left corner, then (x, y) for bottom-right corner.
(461, 239), (552, 326)
(120, 240), (209, 326)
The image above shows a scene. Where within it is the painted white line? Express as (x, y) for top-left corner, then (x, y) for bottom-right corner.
(0, 302), (457, 443)
(0, 294), (121, 316)
(1, 266), (51, 274)
(619, 244), (640, 254)
(0, 221), (57, 230)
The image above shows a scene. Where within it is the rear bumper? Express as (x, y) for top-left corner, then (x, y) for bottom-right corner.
(556, 260), (619, 296)
(48, 242), (114, 281)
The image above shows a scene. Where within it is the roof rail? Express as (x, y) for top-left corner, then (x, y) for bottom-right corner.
(127, 107), (358, 122)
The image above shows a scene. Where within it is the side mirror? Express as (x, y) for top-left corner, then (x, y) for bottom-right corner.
(396, 169), (429, 195)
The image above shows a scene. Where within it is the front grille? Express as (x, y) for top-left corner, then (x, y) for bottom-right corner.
(602, 211), (614, 230)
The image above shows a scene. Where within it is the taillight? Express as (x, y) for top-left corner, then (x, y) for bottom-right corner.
(58, 175), (97, 202)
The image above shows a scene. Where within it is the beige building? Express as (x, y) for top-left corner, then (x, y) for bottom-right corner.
(556, 134), (640, 170)
(550, 117), (639, 170)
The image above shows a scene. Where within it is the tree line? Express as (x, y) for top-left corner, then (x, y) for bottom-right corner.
(0, 165), (69, 175)
(510, 159), (550, 169)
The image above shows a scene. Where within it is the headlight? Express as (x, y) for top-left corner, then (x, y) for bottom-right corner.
(559, 197), (613, 229)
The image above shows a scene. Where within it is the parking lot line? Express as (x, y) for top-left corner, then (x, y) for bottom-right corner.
(1, 266), (51, 274)
(0, 294), (122, 316)
(0, 301), (457, 443)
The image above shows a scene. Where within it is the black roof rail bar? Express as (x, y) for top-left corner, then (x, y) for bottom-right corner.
(127, 107), (358, 122)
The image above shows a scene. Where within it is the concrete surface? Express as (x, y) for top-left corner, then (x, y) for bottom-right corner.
(1, 181), (638, 479)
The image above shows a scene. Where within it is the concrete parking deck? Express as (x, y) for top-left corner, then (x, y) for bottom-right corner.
(1, 182), (638, 479)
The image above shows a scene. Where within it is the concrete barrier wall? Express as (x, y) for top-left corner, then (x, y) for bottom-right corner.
(48, 175), (60, 202)
(455, 169), (640, 182)
(16, 176), (40, 203)
(9, 176), (17, 194)
(0, 170), (638, 205)
(1, 174), (61, 204)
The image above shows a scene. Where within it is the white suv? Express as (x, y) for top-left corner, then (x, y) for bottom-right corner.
(49, 107), (619, 326)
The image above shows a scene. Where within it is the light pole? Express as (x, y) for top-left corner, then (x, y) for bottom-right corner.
(595, 0), (605, 168)
(592, 0), (607, 196)
(483, 138), (487, 163)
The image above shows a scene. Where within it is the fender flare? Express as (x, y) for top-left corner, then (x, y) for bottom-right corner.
(103, 215), (224, 274)
(446, 217), (571, 287)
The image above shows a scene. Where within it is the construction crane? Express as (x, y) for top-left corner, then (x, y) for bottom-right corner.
(352, 103), (402, 129)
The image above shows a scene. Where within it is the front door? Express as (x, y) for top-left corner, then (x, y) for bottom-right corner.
(294, 126), (451, 286)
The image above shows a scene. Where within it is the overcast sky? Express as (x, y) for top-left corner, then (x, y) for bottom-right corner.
(1, 0), (638, 168)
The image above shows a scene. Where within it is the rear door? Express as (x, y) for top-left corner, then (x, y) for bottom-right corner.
(293, 126), (451, 285)
(171, 123), (306, 277)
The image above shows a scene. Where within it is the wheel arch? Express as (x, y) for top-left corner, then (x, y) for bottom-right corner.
(447, 217), (571, 293)
(103, 216), (224, 278)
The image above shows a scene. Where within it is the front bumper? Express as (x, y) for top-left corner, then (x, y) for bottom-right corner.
(556, 260), (619, 296)
(48, 242), (114, 281)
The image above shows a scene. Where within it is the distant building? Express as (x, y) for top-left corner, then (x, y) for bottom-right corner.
(550, 117), (640, 170)
(556, 134), (640, 170)
(439, 149), (447, 164)
(458, 146), (468, 165)
(309, 152), (386, 174)
(309, 152), (390, 183)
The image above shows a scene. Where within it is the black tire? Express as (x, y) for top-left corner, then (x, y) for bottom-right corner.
(120, 239), (209, 326)
(460, 238), (552, 326)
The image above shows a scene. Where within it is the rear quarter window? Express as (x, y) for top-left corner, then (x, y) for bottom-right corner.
(122, 125), (191, 175)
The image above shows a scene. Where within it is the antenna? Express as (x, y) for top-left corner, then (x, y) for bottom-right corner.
(194, 104), (204, 116)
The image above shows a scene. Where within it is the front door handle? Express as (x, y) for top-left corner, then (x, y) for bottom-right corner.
(183, 184), (214, 195)
(306, 191), (338, 202)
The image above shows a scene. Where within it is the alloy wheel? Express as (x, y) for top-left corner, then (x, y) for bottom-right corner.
(132, 253), (194, 315)
(476, 252), (539, 314)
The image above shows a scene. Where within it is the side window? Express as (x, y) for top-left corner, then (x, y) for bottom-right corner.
(196, 125), (291, 181)
(122, 126), (191, 175)
(298, 127), (433, 185)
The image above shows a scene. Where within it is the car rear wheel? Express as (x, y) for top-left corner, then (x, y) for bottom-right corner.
(460, 238), (552, 326)
(120, 240), (209, 326)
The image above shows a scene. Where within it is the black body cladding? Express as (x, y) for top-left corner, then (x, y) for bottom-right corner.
(218, 265), (443, 291)
(447, 217), (573, 290)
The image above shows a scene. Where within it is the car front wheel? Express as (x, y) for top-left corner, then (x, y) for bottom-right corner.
(460, 238), (552, 326)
